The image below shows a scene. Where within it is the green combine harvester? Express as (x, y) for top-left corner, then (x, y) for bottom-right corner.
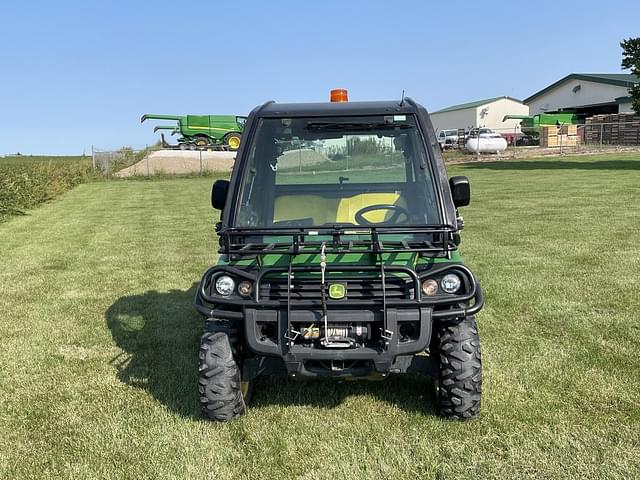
(503, 113), (579, 144)
(141, 114), (247, 150)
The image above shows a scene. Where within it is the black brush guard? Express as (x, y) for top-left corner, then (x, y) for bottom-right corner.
(195, 258), (483, 378)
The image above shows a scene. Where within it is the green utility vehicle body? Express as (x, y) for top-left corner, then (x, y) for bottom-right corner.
(141, 113), (247, 149)
(195, 98), (484, 422)
(503, 113), (578, 137)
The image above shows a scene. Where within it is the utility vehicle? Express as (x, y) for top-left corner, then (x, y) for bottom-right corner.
(437, 129), (459, 149)
(195, 90), (484, 421)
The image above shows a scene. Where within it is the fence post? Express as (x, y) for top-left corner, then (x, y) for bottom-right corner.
(199, 148), (203, 176)
(146, 144), (150, 177)
(599, 123), (603, 149)
(513, 125), (517, 158)
(91, 145), (96, 171)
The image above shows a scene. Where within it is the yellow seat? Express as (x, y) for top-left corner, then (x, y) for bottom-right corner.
(273, 192), (406, 225)
(336, 193), (405, 224)
(273, 195), (339, 225)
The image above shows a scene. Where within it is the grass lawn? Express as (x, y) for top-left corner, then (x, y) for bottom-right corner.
(0, 153), (639, 479)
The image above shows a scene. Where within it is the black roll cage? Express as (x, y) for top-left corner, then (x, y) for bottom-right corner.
(218, 224), (458, 256)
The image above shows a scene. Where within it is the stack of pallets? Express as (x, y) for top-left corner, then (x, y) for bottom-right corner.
(585, 113), (640, 145)
(540, 125), (579, 147)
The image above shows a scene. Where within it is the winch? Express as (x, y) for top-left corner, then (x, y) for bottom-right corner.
(301, 323), (370, 348)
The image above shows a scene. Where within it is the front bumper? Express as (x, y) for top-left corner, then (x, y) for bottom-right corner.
(194, 263), (483, 377)
(243, 305), (432, 375)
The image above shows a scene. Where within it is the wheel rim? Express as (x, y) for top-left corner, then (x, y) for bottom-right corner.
(228, 136), (241, 150)
(195, 138), (207, 146)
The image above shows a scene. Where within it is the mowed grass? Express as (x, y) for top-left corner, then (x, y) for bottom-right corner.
(0, 153), (639, 479)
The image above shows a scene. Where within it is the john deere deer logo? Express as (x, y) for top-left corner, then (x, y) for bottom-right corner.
(328, 283), (346, 299)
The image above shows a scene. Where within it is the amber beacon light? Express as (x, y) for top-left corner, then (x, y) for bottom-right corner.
(330, 88), (349, 102)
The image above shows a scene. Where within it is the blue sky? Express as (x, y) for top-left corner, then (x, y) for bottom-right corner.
(1, 0), (638, 155)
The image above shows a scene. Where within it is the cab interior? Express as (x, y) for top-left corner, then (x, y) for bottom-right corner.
(234, 117), (439, 228)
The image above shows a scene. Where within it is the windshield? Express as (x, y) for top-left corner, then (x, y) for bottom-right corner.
(234, 115), (440, 229)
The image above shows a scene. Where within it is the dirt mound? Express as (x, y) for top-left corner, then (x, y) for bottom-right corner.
(114, 150), (236, 177)
(277, 149), (330, 168)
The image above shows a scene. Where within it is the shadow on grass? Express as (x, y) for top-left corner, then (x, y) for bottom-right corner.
(460, 159), (640, 171)
(106, 285), (203, 418)
(105, 284), (437, 420)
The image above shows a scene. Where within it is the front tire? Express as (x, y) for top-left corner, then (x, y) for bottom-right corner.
(436, 315), (482, 420)
(198, 320), (251, 421)
(223, 132), (242, 151)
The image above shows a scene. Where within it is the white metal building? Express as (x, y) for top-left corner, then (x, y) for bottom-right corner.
(525, 73), (638, 116)
(429, 96), (529, 134)
(616, 96), (635, 114)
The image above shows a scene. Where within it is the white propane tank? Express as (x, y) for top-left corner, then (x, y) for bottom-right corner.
(465, 133), (508, 154)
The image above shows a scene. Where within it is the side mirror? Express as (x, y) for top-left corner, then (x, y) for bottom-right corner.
(449, 176), (470, 208)
(211, 179), (229, 210)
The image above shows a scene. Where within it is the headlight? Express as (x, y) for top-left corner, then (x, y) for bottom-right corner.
(421, 279), (438, 296)
(237, 280), (253, 297)
(441, 273), (461, 294)
(215, 275), (235, 296)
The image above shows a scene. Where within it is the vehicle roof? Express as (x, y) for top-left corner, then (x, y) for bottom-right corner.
(257, 100), (421, 117)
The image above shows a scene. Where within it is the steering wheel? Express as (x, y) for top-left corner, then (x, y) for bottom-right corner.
(354, 204), (410, 226)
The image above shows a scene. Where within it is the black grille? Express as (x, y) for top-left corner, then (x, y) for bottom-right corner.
(259, 276), (414, 301)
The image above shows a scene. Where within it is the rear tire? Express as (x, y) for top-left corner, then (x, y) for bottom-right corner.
(193, 135), (211, 147)
(435, 315), (482, 420)
(198, 320), (250, 421)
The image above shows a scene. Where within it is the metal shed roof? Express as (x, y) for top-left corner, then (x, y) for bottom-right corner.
(524, 73), (639, 103)
(432, 96), (523, 114)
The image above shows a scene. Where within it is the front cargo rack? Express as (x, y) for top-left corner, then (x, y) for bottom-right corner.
(218, 225), (459, 256)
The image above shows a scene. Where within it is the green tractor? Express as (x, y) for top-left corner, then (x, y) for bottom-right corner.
(195, 92), (484, 422)
(141, 114), (247, 150)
